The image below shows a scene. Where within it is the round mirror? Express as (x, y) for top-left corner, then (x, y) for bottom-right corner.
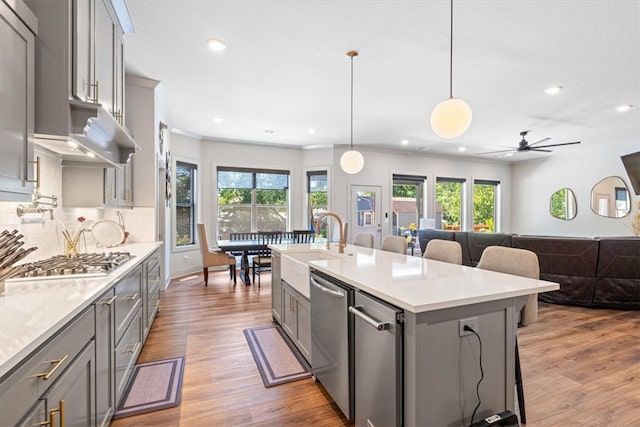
(550, 188), (577, 220)
(591, 176), (631, 218)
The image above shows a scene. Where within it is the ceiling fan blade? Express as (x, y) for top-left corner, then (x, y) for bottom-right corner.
(527, 137), (551, 147)
(477, 148), (517, 155)
(533, 141), (581, 149)
(529, 148), (553, 153)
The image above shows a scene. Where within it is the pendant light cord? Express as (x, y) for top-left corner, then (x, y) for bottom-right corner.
(449, 0), (454, 99)
(350, 53), (355, 150)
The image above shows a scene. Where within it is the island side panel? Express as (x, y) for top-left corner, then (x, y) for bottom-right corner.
(404, 296), (524, 426)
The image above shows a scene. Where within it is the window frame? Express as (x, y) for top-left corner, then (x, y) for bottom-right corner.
(472, 179), (500, 232)
(435, 177), (467, 231)
(173, 158), (199, 252)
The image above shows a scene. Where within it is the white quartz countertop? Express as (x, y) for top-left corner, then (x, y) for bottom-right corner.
(271, 243), (559, 313)
(0, 242), (162, 378)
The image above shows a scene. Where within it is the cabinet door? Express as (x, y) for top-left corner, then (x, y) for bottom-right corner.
(43, 341), (96, 427)
(0, 2), (35, 201)
(94, 0), (114, 114)
(281, 284), (297, 339)
(113, 27), (125, 124)
(94, 289), (116, 427)
(72, 0), (93, 102)
(295, 295), (312, 362)
(271, 253), (282, 322)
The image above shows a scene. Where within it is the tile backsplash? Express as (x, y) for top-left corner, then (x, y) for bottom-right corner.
(0, 149), (156, 262)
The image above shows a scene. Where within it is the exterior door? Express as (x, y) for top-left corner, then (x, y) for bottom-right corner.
(350, 185), (382, 248)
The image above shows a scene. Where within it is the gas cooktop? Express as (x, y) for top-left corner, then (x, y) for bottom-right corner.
(8, 252), (134, 281)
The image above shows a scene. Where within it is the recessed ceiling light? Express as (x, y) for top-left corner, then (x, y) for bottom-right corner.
(615, 104), (633, 112)
(458, 147), (466, 152)
(401, 139), (409, 146)
(544, 85), (563, 95)
(264, 129), (275, 134)
(505, 152), (514, 157)
(86, 151), (96, 158)
(207, 38), (226, 52)
(308, 129), (316, 134)
(213, 117), (223, 124)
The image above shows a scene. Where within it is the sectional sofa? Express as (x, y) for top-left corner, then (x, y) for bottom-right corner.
(417, 229), (640, 310)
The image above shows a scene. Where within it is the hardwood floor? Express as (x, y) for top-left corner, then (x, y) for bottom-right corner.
(111, 271), (639, 427)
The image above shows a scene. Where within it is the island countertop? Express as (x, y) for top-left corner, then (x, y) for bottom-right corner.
(270, 242), (559, 313)
(0, 242), (162, 379)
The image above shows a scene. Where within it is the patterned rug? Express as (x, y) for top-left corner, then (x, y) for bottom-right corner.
(113, 356), (185, 419)
(243, 325), (312, 387)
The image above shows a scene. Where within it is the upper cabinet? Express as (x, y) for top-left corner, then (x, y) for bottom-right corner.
(25, 0), (138, 168)
(0, 0), (37, 201)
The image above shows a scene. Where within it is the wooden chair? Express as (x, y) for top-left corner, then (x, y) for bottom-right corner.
(423, 239), (463, 264)
(477, 245), (540, 424)
(252, 231), (282, 287)
(352, 233), (374, 248)
(293, 229), (315, 243)
(380, 235), (407, 254)
(197, 223), (236, 286)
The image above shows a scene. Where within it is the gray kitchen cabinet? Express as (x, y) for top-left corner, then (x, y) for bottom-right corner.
(72, 0), (92, 102)
(0, 0), (37, 201)
(94, 0), (116, 115)
(0, 306), (95, 426)
(62, 159), (133, 208)
(281, 281), (311, 362)
(113, 26), (126, 125)
(271, 252), (283, 322)
(115, 307), (142, 405)
(94, 288), (116, 427)
(142, 247), (162, 341)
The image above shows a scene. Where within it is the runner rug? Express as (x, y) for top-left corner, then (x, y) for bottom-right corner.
(113, 356), (185, 419)
(243, 325), (312, 387)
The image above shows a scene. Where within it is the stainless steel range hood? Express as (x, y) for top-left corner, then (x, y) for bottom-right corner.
(34, 101), (139, 168)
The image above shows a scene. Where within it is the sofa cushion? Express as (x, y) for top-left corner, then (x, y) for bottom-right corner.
(594, 238), (640, 309)
(466, 232), (513, 266)
(512, 236), (599, 307)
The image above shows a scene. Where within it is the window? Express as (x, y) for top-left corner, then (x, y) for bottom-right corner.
(307, 170), (328, 231)
(217, 167), (289, 238)
(473, 180), (499, 232)
(435, 177), (466, 230)
(392, 174), (426, 236)
(175, 161), (197, 246)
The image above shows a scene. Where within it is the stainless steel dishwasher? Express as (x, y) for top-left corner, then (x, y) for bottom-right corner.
(350, 290), (404, 427)
(310, 270), (354, 421)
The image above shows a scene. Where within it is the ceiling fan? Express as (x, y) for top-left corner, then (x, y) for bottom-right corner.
(478, 131), (581, 155)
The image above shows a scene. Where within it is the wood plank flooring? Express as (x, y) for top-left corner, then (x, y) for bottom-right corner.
(111, 271), (639, 427)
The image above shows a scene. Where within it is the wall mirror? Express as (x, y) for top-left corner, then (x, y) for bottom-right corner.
(591, 176), (631, 218)
(550, 188), (577, 220)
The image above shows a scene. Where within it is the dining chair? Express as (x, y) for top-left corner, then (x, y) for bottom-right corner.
(379, 235), (408, 254)
(423, 239), (463, 264)
(293, 229), (315, 243)
(252, 231), (282, 287)
(352, 233), (374, 248)
(477, 245), (540, 424)
(197, 223), (236, 286)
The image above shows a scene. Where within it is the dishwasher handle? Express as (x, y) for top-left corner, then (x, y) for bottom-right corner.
(310, 277), (345, 298)
(349, 305), (390, 331)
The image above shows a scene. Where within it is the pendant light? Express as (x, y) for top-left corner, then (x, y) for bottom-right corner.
(340, 50), (365, 174)
(430, 0), (472, 139)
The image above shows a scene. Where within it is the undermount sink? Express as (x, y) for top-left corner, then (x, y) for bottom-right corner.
(281, 251), (342, 298)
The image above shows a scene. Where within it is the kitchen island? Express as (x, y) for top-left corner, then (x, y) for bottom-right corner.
(270, 242), (559, 426)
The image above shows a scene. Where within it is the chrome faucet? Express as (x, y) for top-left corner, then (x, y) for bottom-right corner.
(315, 212), (348, 253)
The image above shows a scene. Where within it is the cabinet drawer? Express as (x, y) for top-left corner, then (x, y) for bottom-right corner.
(115, 308), (142, 405)
(147, 282), (161, 324)
(115, 265), (142, 344)
(0, 307), (95, 427)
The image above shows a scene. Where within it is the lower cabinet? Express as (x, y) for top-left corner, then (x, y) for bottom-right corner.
(281, 281), (311, 362)
(115, 307), (142, 405)
(94, 288), (116, 427)
(271, 252), (282, 322)
(142, 247), (162, 341)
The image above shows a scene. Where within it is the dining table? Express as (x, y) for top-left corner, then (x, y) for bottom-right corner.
(217, 239), (266, 285)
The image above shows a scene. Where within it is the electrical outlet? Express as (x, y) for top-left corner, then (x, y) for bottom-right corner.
(183, 255), (189, 263)
(459, 317), (478, 337)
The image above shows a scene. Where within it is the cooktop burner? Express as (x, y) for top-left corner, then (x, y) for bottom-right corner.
(8, 252), (134, 281)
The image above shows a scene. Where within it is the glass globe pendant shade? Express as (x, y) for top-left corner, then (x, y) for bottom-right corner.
(430, 97), (472, 139)
(340, 150), (364, 174)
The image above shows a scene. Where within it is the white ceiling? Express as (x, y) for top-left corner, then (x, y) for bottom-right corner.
(123, 0), (639, 161)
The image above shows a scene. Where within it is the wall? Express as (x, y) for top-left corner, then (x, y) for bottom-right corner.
(512, 142), (639, 237)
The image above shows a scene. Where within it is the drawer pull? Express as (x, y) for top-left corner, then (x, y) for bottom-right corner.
(99, 295), (117, 305)
(125, 342), (139, 354)
(124, 293), (138, 301)
(48, 399), (65, 427)
(37, 355), (69, 380)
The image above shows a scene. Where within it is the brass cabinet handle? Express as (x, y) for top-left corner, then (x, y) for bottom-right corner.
(27, 156), (41, 186)
(99, 295), (117, 305)
(125, 342), (139, 354)
(124, 293), (138, 301)
(37, 355), (69, 380)
(49, 399), (63, 427)
(60, 400), (65, 427)
(90, 80), (100, 103)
